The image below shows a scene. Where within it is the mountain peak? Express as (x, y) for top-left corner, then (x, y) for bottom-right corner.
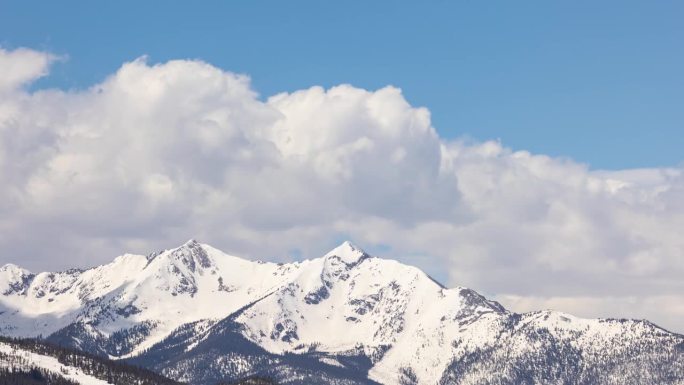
(323, 240), (369, 265)
(182, 238), (201, 247)
(168, 239), (213, 269)
(1, 241), (682, 385)
(0, 263), (30, 275)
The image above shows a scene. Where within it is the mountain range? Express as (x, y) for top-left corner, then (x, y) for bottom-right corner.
(1, 240), (682, 385)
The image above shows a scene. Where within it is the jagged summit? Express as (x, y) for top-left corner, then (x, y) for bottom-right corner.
(1, 240), (683, 385)
(164, 238), (214, 270)
(323, 240), (370, 265)
(143, 239), (227, 275)
(0, 263), (29, 273)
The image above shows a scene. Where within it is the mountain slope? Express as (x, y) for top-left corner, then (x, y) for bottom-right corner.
(0, 336), (182, 385)
(1, 240), (300, 357)
(1, 241), (683, 385)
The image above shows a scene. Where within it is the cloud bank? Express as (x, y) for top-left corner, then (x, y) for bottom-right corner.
(1, 47), (682, 332)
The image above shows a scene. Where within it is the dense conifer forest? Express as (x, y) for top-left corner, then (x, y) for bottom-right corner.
(0, 337), (182, 385)
(0, 367), (80, 385)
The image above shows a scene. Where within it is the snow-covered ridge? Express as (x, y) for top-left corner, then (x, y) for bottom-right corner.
(0, 239), (302, 353)
(1, 240), (683, 385)
(0, 240), (384, 345)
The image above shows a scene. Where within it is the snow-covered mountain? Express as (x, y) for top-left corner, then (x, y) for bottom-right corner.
(1, 241), (683, 385)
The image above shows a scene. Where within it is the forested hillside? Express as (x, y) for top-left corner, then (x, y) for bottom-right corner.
(0, 337), (182, 385)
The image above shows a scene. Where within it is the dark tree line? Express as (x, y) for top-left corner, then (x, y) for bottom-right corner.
(221, 377), (277, 385)
(0, 336), (182, 385)
(0, 367), (80, 385)
(1, 336), (280, 385)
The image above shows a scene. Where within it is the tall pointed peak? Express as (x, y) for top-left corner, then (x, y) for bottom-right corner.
(323, 241), (370, 265)
(172, 239), (213, 270)
(171, 239), (209, 255)
(183, 238), (200, 247)
(144, 239), (214, 271)
(0, 263), (30, 275)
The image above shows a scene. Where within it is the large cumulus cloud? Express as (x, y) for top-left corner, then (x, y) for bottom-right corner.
(1, 47), (682, 332)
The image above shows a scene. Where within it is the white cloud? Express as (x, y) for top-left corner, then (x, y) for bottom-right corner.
(0, 47), (682, 332)
(0, 47), (55, 93)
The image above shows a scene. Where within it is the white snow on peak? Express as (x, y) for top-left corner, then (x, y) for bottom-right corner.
(182, 238), (201, 247)
(1, 240), (670, 385)
(0, 263), (30, 274)
(323, 240), (368, 265)
(0, 263), (33, 296)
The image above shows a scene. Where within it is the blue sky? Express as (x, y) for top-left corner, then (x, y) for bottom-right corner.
(1, 0), (682, 169)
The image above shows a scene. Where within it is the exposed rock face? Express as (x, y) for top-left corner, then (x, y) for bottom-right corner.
(1, 241), (683, 385)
